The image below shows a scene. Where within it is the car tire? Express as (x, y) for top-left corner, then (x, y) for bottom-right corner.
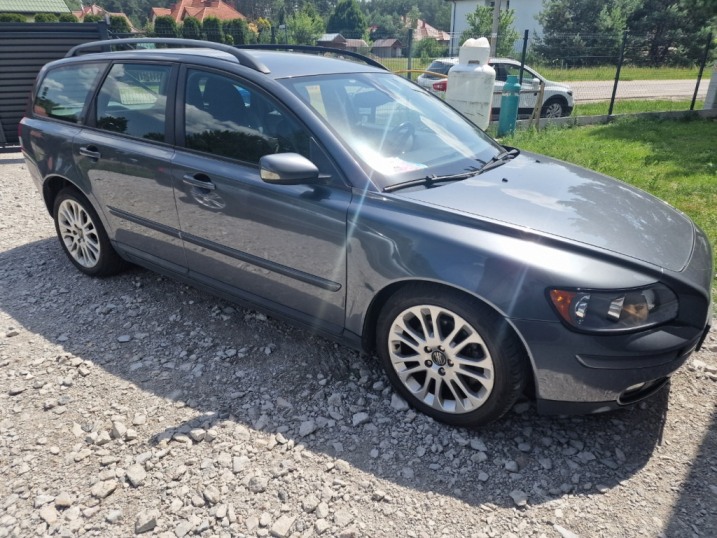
(376, 284), (528, 427)
(541, 98), (566, 118)
(53, 187), (126, 277)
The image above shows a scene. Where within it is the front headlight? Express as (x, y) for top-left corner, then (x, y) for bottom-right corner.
(548, 284), (678, 333)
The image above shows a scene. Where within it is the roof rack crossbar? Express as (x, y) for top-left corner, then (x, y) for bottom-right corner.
(237, 44), (388, 71)
(65, 38), (271, 74)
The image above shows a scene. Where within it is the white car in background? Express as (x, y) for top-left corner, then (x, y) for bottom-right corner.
(416, 57), (574, 119)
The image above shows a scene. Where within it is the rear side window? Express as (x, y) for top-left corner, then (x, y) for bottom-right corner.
(33, 63), (104, 123)
(95, 63), (172, 142)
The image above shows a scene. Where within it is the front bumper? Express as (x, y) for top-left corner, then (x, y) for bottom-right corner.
(512, 318), (707, 415)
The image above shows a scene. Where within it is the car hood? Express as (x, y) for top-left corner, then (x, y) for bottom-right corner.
(396, 152), (694, 272)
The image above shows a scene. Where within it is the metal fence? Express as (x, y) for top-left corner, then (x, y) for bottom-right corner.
(0, 22), (109, 146)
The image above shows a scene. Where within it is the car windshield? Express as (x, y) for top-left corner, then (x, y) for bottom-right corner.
(281, 72), (502, 190)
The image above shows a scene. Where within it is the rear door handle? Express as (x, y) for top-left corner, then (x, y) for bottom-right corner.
(79, 146), (101, 160)
(182, 173), (216, 191)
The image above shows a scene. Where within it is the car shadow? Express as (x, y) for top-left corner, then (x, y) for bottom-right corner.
(1, 237), (673, 509)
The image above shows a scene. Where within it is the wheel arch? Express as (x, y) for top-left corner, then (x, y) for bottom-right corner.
(42, 176), (79, 215)
(43, 176), (113, 235)
(360, 278), (537, 397)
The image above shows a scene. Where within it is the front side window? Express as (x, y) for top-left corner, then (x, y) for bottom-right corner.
(183, 69), (310, 163)
(34, 63), (104, 123)
(282, 72), (502, 189)
(495, 63), (536, 84)
(95, 63), (171, 141)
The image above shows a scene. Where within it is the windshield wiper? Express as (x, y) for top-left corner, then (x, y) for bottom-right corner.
(383, 169), (480, 193)
(477, 147), (520, 174)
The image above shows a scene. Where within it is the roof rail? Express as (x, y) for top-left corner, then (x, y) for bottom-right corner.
(65, 38), (271, 74)
(237, 44), (388, 71)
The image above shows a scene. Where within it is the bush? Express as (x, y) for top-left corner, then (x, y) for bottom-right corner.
(34, 14), (59, 23)
(58, 14), (79, 23)
(0, 13), (27, 22)
(181, 16), (202, 40)
(203, 17), (224, 43)
(153, 15), (178, 37)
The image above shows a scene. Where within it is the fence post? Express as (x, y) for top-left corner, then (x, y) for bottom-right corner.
(406, 28), (414, 81)
(519, 30), (529, 85)
(608, 31), (627, 116)
(98, 20), (109, 40)
(691, 31), (713, 111)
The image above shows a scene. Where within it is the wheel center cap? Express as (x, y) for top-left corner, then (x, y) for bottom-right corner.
(431, 350), (448, 366)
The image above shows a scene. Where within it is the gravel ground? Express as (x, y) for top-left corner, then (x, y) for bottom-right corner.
(1, 148), (716, 538)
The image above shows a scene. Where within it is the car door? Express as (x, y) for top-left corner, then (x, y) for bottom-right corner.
(171, 67), (350, 332)
(73, 61), (186, 272)
(491, 62), (540, 117)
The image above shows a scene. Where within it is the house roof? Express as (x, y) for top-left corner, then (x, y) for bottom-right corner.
(73, 4), (139, 32)
(151, 0), (245, 23)
(345, 38), (368, 48)
(317, 33), (346, 43)
(413, 18), (450, 42)
(0, 0), (70, 13)
(372, 39), (402, 48)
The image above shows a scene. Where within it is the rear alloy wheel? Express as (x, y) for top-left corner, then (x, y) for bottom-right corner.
(541, 98), (565, 118)
(376, 285), (528, 426)
(53, 187), (125, 276)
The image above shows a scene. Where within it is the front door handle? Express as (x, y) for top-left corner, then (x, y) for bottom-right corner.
(79, 146), (101, 160)
(182, 173), (216, 191)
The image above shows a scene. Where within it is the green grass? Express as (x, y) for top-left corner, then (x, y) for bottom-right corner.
(574, 99), (704, 116)
(536, 65), (700, 83)
(502, 117), (717, 301)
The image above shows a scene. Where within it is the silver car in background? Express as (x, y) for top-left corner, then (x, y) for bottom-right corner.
(417, 57), (574, 118)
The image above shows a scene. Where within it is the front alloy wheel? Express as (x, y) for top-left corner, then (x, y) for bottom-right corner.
(377, 285), (528, 426)
(541, 98), (565, 118)
(387, 305), (495, 414)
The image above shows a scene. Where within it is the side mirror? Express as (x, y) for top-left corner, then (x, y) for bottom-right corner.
(260, 153), (321, 185)
(531, 77), (541, 90)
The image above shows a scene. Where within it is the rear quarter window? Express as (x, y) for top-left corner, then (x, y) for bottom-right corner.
(33, 63), (104, 123)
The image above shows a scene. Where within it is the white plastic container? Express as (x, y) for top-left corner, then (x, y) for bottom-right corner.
(445, 37), (496, 129)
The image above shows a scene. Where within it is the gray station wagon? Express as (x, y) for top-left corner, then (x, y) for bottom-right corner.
(20, 39), (713, 427)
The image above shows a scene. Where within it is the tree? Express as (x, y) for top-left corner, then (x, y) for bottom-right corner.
(35, 13), (59, 23)
(225, 18), (253, 45)
(535, 0), (715, 67)
(153, 15), (178, 37)
(203, 17), (224, 43)
(256, 17), (273, 44)
(626, 0), (715, 66)
(534, 0), (633, 67)
(413, 38), (448, 59)
(327, 0), (367, 39)
(109, 15), (132, 34)
(287, 7), (325, 45)
(181, 16), (202, 40)
(460, 6), (519, 57)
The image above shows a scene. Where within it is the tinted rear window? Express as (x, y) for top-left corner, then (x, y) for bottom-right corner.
(34, 63), (104, 123)
(424, 61), (454, 78)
